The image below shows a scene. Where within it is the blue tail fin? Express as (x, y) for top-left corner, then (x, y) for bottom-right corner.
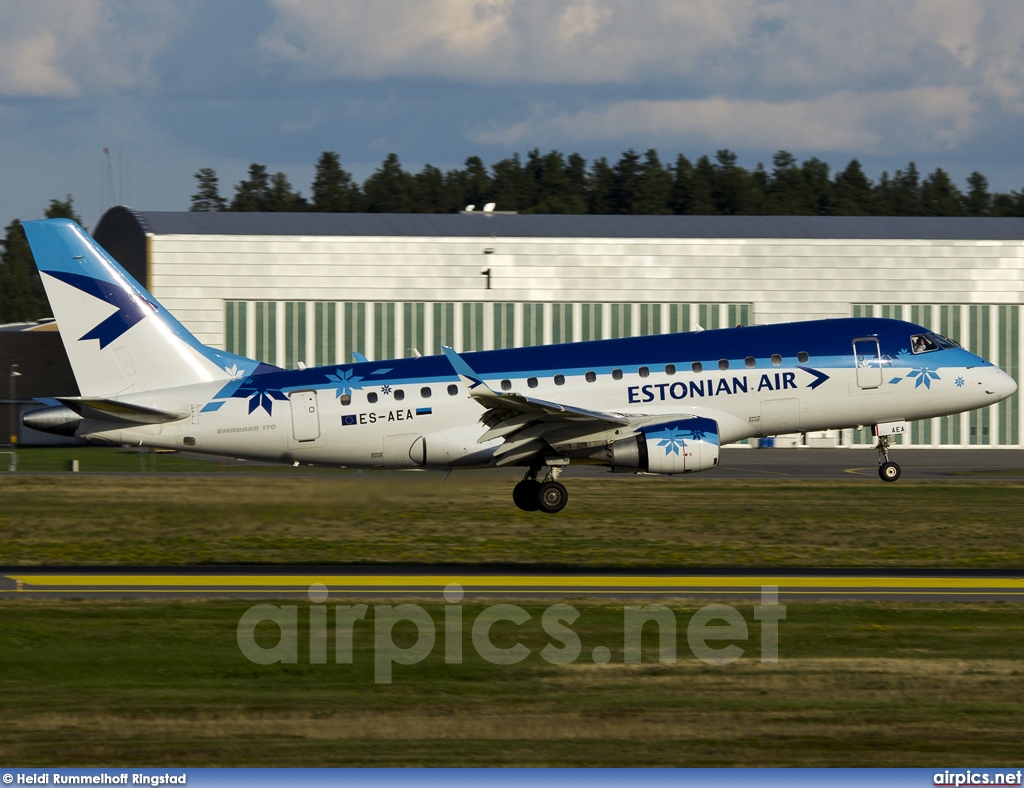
(23, 218), (274, 396)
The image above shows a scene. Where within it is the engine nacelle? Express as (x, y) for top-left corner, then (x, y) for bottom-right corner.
(609, 417), (719, 474)
(410, 427), (500, 468)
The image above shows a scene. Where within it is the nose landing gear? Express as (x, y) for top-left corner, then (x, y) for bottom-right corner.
(875, 435), (902, 482)
(513, 461), (569, 513)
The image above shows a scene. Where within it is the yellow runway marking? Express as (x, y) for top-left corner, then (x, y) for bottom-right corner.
(5, 574), (1023, 591)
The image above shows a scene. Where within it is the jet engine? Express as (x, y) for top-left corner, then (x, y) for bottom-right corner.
(609, 416), (719, 474)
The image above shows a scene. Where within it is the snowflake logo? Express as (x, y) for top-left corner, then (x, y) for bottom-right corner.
(230, 377), (288, 415)
(906, 368), (940, 389)
(955, 376), (965, 388)
(888, 367), (941, 389)
(223, 363), (244, 379)
(381, 384), (392, 395)
(654, 427), (688, 456)
(325, 367), (363, 398)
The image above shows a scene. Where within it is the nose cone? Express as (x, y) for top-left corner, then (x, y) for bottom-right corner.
(992, 367), (1018, 402)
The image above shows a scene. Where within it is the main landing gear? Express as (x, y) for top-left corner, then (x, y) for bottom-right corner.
(513, 462), (569, 513)
(875, 435), (902, 482)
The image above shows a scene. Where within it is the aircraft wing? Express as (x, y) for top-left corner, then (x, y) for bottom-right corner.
(443, 347), (636, 466)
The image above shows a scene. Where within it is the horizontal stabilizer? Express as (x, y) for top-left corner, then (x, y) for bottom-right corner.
(57, 397), (188, 425)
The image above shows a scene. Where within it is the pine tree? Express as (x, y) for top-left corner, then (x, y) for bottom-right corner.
(833, 159), (874, 215)
(363, 154), (415, 213)
(311, 152), (361, 212)
(189, 168), (227, 212)
(231, 163), (271, 211)
(263, 172), (307, 212)
(964, 171), (991, 217)
(0, 219), (50, 322)
(635, 149), (673, 215)
(920, 168), (963, 216)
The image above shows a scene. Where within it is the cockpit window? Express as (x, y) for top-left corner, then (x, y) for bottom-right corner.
(929, 332), (961, 349)
(911, 334), (939, 354)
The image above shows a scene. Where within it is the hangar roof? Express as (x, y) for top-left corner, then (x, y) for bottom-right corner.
(106, 208), (1024, 241)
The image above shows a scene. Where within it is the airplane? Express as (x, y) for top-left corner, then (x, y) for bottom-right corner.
(21, 218), (1018, 513)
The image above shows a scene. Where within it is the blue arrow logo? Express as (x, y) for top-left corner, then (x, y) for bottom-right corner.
(798, 366), (830, 389)
(44, 270), (156, 349)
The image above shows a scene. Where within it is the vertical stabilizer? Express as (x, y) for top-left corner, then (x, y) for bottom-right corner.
(23, 218), (272, 396)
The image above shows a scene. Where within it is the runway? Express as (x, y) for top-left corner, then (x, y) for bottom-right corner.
(2, 567), (1022, 601)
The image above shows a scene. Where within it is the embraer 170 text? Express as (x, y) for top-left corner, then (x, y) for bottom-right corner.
(22, 219), (1018, 513)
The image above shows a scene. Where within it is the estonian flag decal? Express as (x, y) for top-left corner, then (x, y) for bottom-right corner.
(415, 407), (432, 416)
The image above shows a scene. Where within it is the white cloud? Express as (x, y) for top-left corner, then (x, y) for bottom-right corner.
(470, 88), (978, 154)
(0, 0), (183, 98)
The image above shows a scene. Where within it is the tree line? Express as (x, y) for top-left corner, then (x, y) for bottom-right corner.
(191, 148), (1024, 217)
(0, 197), (80, 324)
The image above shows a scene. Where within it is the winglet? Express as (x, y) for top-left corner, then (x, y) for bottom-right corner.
(442, 346), (485, 390)
(352, 351), (368, 363)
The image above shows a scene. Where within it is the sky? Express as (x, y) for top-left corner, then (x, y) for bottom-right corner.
(3, 0), (1024, 230)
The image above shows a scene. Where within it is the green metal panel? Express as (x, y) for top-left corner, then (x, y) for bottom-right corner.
(669, 303), (690, 333)
(462, 303), (484, 351)
(373, 302), (395, 361)
(403, 302), (426, 358)
(224, 301), (247, 356)
(638, 304), (661, 335)
(254, 301), (276, 365)
(313, 302), (336, 366)
(727, 304), (750, 327)
(284, 301), (306, 369)
(551, 303), (573, 345)
(522, 303), (544, 347)
(939, 305), (962, 346)
(342, 302), (366, 364)
(581, 303), (602, 342)
(998, 305), (1019, 445)
(609, 303), (632, 338)
(851, 304), (873, 318)
(969, 305), (991, 445)
(433, 302), (455, 354)
(493, 302), (515, 349)
(698, 304), (720, 330)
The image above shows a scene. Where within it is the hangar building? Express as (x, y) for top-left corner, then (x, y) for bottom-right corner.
(87, 207), (1024, 449)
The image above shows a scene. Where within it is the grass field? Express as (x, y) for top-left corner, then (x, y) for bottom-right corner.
(1, 471), (1022, 567)
(0, 599), (1022, 766)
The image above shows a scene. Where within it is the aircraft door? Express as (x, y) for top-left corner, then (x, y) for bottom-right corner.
(853, 338), (883, 389)
(289, 390), (321, 442)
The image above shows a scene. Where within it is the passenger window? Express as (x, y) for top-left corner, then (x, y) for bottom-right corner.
(420, 387), (431, 398)
(500, 379), (512, 391)
(447, 384), (459, 396)
(718, 359), (729, 371)
(797, 351), (809, 363)
(665, 364), (676, 375)
(554, 374), (565, 386)
(367, 392), (378, 404)
(394, 389), (404, 401)
(744, 356), (756, 368)
(340, 394), (352, 406)
(585, 371), (597, 382)
(638, 366), (650, 378)
(911, 334), (939, 354)
(771, 354), (782, 366)
(527, 377), (538, 388)
(612, 369), (623, 380)
(692, 361), (702, 374)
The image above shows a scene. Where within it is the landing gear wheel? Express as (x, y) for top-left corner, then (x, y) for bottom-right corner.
(513, 479), (541, 511)
(538, 481), (568, 514)
(879, 461), (901, 482)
